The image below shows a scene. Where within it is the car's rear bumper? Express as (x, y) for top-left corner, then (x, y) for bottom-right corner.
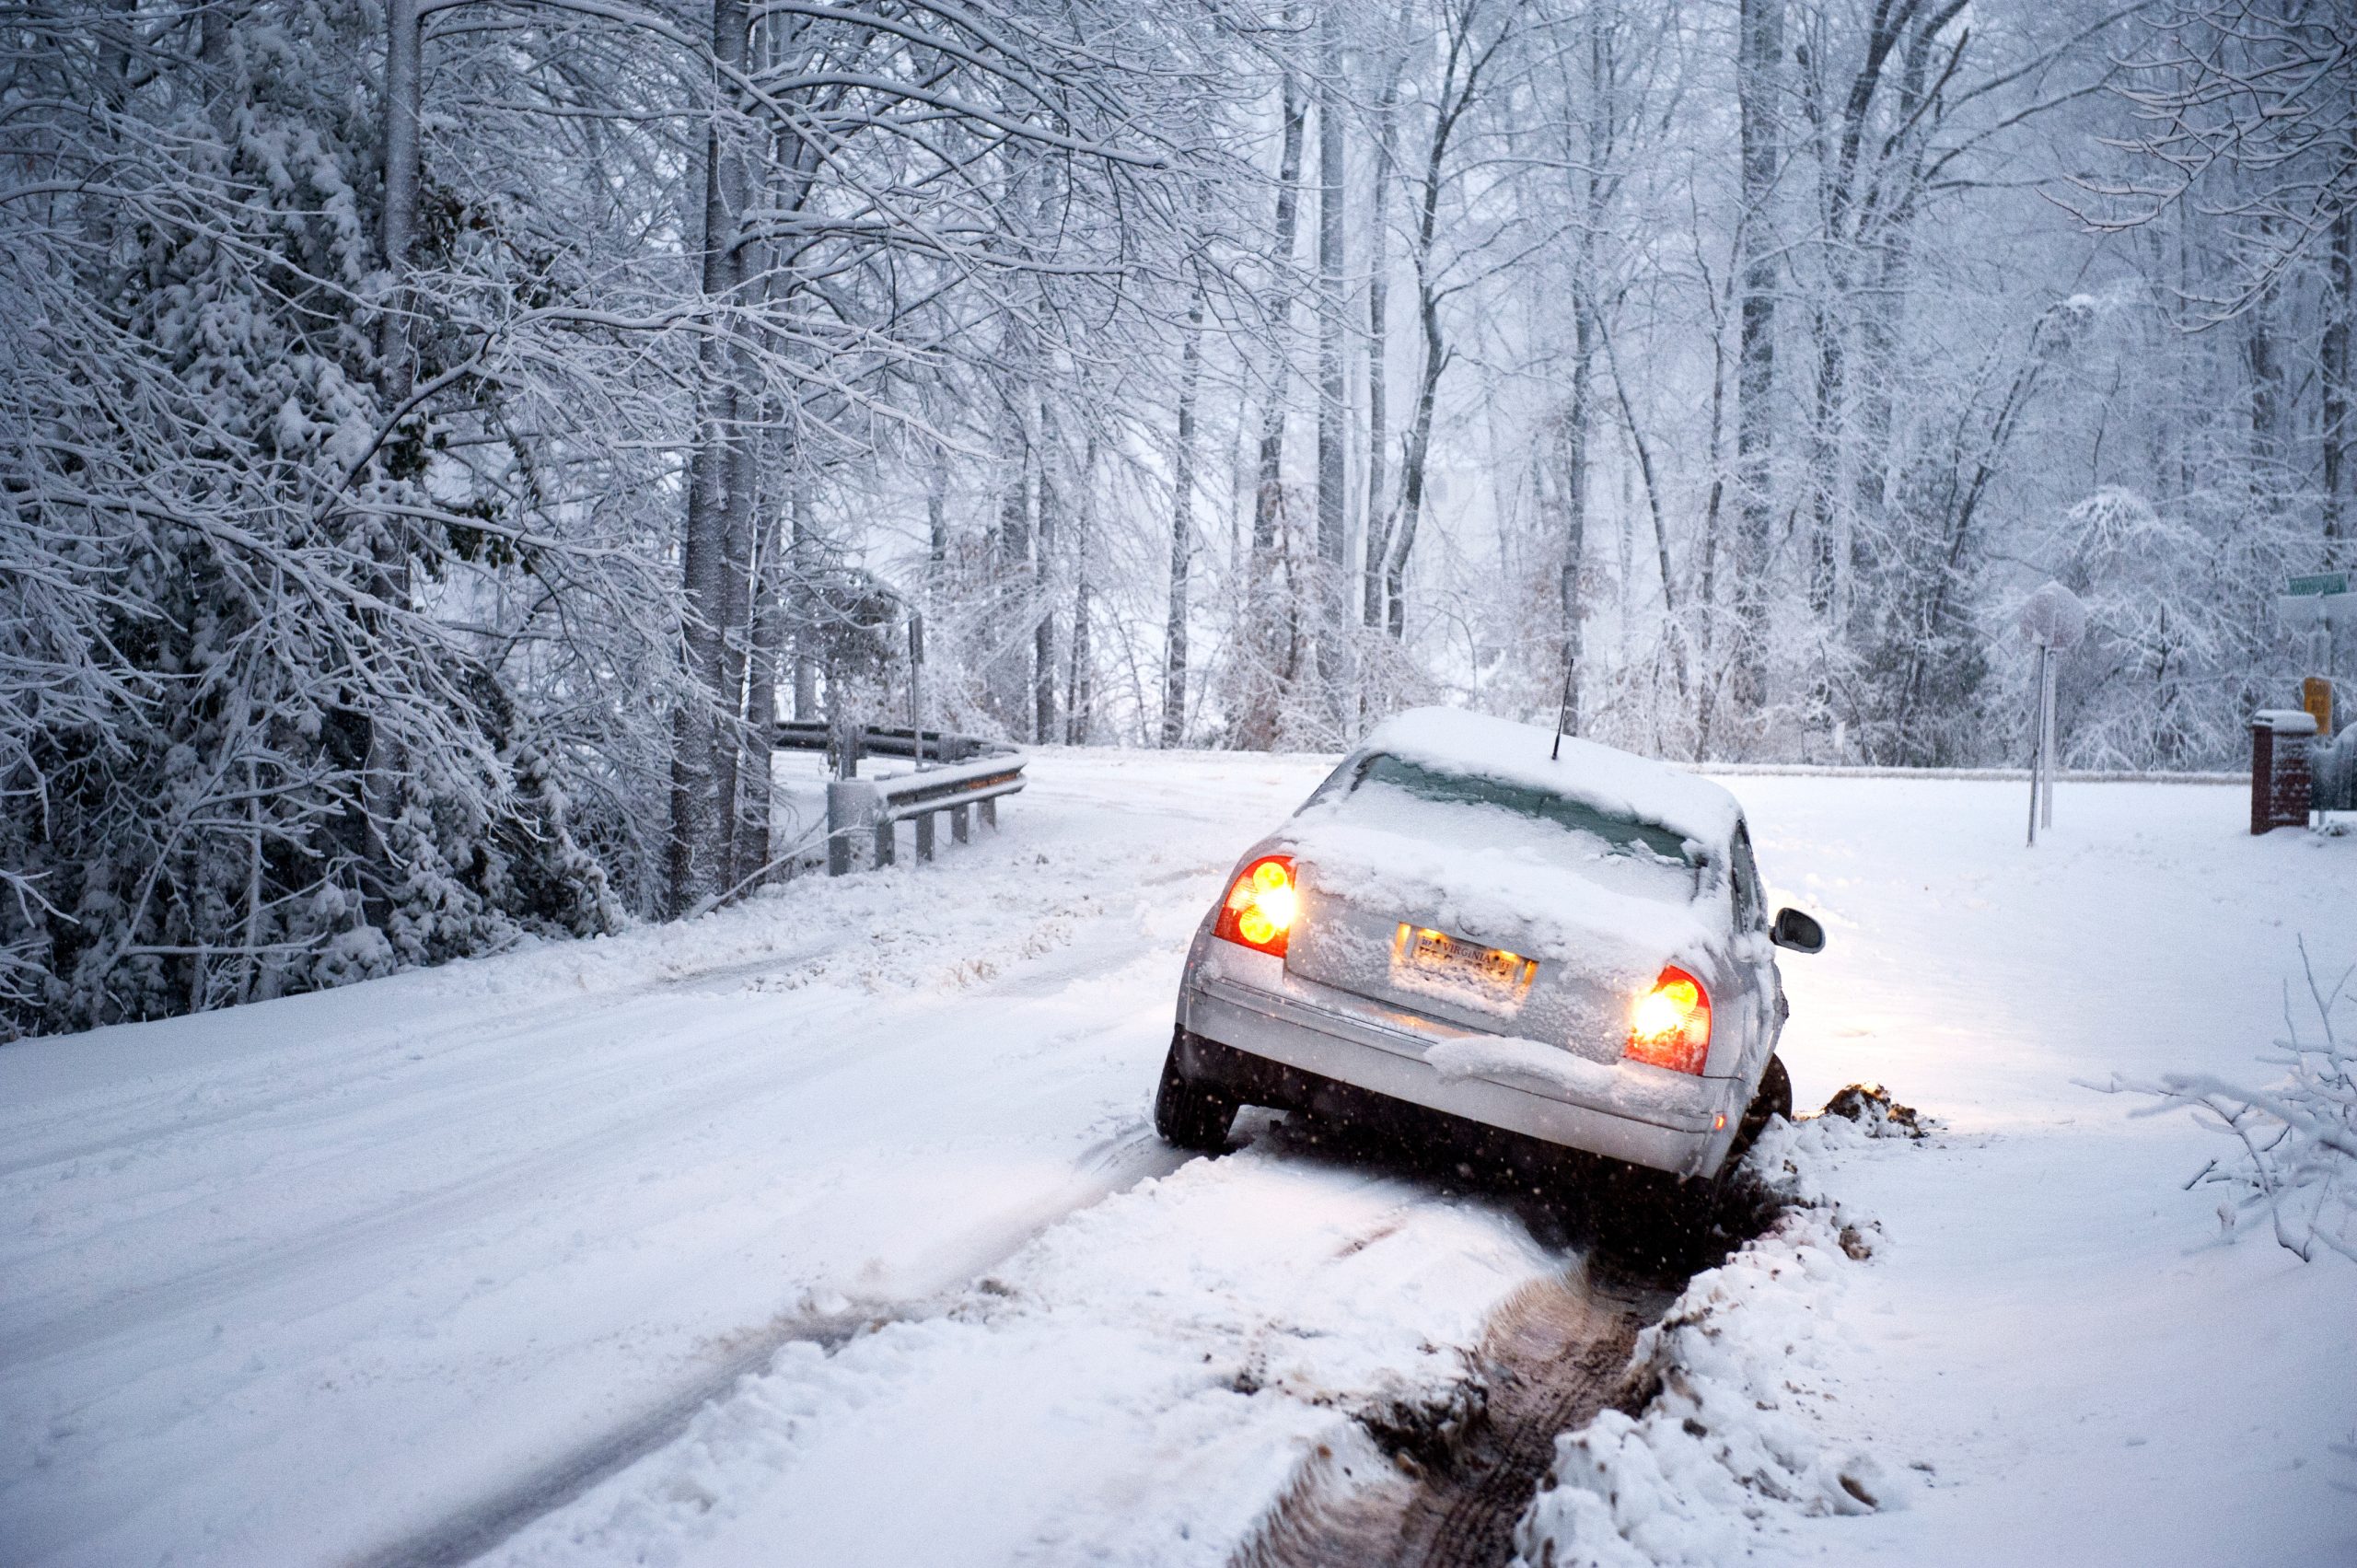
(1179, 968), (1741, 1179)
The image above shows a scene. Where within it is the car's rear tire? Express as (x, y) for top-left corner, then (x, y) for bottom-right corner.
(1734, 1052), (1793, 1158)
(1598, 1163), (1727, 1270)
(1154, 1039), (1237, 1154)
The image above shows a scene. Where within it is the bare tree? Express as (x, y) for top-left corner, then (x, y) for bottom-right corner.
(1731, 0), (1787, 729)
(1164, 293), (1208, 746)
(1315, 0), (1352, 723)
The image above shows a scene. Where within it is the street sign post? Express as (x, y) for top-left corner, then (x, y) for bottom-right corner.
(2017, 581), (2086, 847)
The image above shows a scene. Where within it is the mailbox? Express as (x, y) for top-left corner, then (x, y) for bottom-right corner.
(2250, 710), (2317, 833)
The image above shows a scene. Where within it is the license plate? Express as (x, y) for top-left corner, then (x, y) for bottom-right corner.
(1391, 923), (1537, 1004)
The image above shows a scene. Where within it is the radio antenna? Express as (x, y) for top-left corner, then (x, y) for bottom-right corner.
(1550, 645), (1575, 761)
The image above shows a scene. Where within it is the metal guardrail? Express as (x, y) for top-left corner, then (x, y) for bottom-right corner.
(1693, 762), (2244, 784)
(773, 720), (1013, 766)
(823, 754), (1027, 877)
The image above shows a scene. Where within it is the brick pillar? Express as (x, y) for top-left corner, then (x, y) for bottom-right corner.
(2250, 711), (2318, 833)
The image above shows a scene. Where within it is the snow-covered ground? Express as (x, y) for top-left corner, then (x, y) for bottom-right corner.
(3, 751), (2351, 1567)
(1670, 774), (2357, 1568)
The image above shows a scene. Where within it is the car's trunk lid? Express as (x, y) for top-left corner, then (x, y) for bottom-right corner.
(1284, 867), (1633, 1063)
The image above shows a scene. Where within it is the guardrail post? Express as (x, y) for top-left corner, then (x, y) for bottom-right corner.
(826, 780), (861, 876)
(819, 759), (1016, 877)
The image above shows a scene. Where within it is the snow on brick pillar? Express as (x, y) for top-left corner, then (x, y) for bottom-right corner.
(2249, 710), (2318, 834)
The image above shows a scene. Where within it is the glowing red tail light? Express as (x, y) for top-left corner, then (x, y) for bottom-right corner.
(1213, 855), (1298, 958)
(1625, 965), (1712, 1074)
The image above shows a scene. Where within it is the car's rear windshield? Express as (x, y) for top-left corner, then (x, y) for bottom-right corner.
(1350, 754), (1700, 866)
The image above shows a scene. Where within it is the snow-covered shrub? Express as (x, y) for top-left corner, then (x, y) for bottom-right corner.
(2096, 944), (2357, 1263)
(0, 1), (672, 1037)
(2034, 485), (2296, 772)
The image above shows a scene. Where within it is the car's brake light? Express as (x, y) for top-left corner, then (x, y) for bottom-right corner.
(1213, 855), (1297, 957)
(1625, 965), (1711, 1074)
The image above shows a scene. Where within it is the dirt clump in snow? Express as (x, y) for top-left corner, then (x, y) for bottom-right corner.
(1819, 1082), (1928, 1138)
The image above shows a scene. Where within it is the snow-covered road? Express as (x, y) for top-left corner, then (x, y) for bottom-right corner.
(0, 751), (1351, 1564)
(4, 751), (2352, 1567)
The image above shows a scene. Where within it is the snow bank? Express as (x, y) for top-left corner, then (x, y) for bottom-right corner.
(1511, 1106), (1925, 1568)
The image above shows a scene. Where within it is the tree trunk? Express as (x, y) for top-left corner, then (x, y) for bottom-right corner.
(1383, 4), (1488, 645)
(1851, 11), (1940, 557)
(1315, 1), (1349, 722)
(1065, 432), (1097, 745)
(364, 0), (426, 895)
(1732, 0), (1783, 730)
(1554, 306), (1594, 712)
(1361, 0), (1411, 629)
(2327, 205), (2352, 563)
(97, 0), (136, 95)
(1162, 295), (1205, 747)
(1697, 264), (1736, 757)
(1597, 312), (1686, 698)
(790, 474), (819, 721)
(379, 0), (422, 407)
(1386, 282), (1446, 640)
(1034, 392), (1059, 745)
(991, 321), (1033, 729)
(713, 404), (758, 877)
(738, 508), (785, 886)
(1851, 227), (1909, 542)
(1240, 67), (1308, 747)
(926, 449), (948, 579)
(667, 0), (750, 916)
(2247, 283), (2282, 479)
(1805, 308), (1844, 615)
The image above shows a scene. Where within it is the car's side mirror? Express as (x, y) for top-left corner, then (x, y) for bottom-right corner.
(1771, 907), (1825, 954)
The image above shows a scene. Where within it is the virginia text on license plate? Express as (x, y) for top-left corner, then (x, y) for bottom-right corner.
(1390, 923), (1538, 1002)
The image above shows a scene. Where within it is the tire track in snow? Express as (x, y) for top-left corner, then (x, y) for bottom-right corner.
(344, 1125), (1188, 1568)
(0, 842), (1208, 1187)
(328, 918), (1210, 1567)
(1229, 1264), (1673, 1568)
(0, 934), (858, 1184)
(5, 873), (1196, 1365)
(2, 993), (898, 1366)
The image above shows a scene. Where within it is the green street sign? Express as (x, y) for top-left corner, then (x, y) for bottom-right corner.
(2287, 571), (2349, 597)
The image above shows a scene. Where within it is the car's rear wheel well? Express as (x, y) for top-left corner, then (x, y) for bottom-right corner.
(1154, 1030), (1237, 1153)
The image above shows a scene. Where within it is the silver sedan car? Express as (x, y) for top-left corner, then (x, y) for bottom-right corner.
(1157, 708), (1823, 1191)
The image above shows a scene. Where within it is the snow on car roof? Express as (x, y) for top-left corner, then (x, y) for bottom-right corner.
(1357, 706), (1742, 856)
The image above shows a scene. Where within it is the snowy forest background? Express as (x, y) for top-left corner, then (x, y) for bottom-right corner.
(3, 0), (2351, 1036)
